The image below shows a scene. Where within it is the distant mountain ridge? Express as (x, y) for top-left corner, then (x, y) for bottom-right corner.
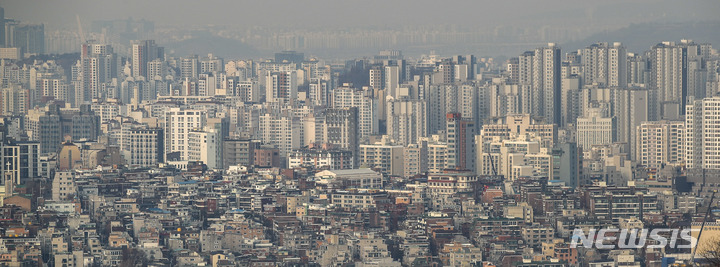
(563, 21), (720, 53)
(161, 21), (720, 59)
(164, 31), (261, 59)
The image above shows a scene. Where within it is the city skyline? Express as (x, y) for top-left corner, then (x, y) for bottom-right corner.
(1, 2), (720, 267)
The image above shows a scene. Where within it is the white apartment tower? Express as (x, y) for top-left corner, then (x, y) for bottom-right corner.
(636, 121), (684, 169)
(122, 127), (164, 167)
(386, 97), (427, 146)
(265, 71), (298, 103)
(651, 40), (701, 119)
(40, 78), (68, 103)
(359, 139), (405, 177)
(332, 84), (377, 143)
(576, 106), (616, 149)
(582, 42), (628, 87)
(131, 40), (163, 79)
(516, 45), (561, 125)
(188, 127), (223, 169)
(79, 43), (118, 103)
(164, 108), (206, 161)
(533, 43), (562, 125)
(258, 113), (301, 157)
(686, 97), (720, 169)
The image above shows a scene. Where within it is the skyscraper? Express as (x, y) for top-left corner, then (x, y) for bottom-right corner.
(324, 108), (359, 168)
(576, 105), (616, 149)
(78, 42), (118, 103)
(386, 97), (427, 146)
(582, 42), (627, 87)
(12, 24), (44, 55)
(614, 87), (651, 161)
(636, 121), (684, 169)
(685, 96), (720, 170)
(445, 113), (475, 171)
(131, 40), (163, 79)
(650, 40), (701, 119)
(164, 108), (206, 161)
(533, 43), (562, 125)
(332, 84), (377, 143)
(265, 71), (298, 103)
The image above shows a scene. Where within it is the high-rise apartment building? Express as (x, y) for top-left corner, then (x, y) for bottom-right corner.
(200, 54), (224, 74)
(25, 103), (100, 154)
(445, 113), (475, 171)
(164, 108), (206, 161)
(576, 106), (616, 149)
(686, 96), (720, 169)
(258, 113), (300, 158)
(180, 56), (200, 79)
(386, 97), (427, 146)
(359, 138), (404, 177)
(12, 24), (44, 55)
(614, 88), (651, 161)
(515, 44), (562, 125)
(188, 127), (222, 169)
(223, 139), (260, 168)
(533, 43), (562, 125)
(265, 71), (298, 103)
(78, 43), (119, 103)
(369, 64), (385, 90)
(636, 121), (684, 169)
(122, 127), (164, 167)
(332, 84), (377, 143)
(1, 85), (31, 116)
(582, 42), (628, 87)
(479, 114), (557, 151)
(324, 108), (359, 168)
(650, 40), (702, 119)
(40, 78), (68, 103)
(131, 40), (164, 79)
(404, 142), (428, 178)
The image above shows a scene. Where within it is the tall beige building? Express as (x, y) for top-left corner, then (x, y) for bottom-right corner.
(188, 127), (223, 169)
(403, 142), (428, 178)
(576, 106), (615, 149)
(358, 137), (404, 177)
(582, 42), (627, 88)
(479, 114), (556, 151)
(635, 120), (684, 169)
(332, 84), (377, 143)
(386, 97), (427, 146)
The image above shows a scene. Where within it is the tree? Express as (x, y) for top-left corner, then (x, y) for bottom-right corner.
(700, 236), (720, 267)
(120, 248), (148, 267)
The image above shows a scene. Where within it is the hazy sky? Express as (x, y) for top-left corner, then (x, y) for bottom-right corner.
(3, 0), (720, 29)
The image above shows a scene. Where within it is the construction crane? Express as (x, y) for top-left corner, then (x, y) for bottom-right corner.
(691, 190), (716, 263)
(489, 153), (498, 177)
(76, 15), (86, 44)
